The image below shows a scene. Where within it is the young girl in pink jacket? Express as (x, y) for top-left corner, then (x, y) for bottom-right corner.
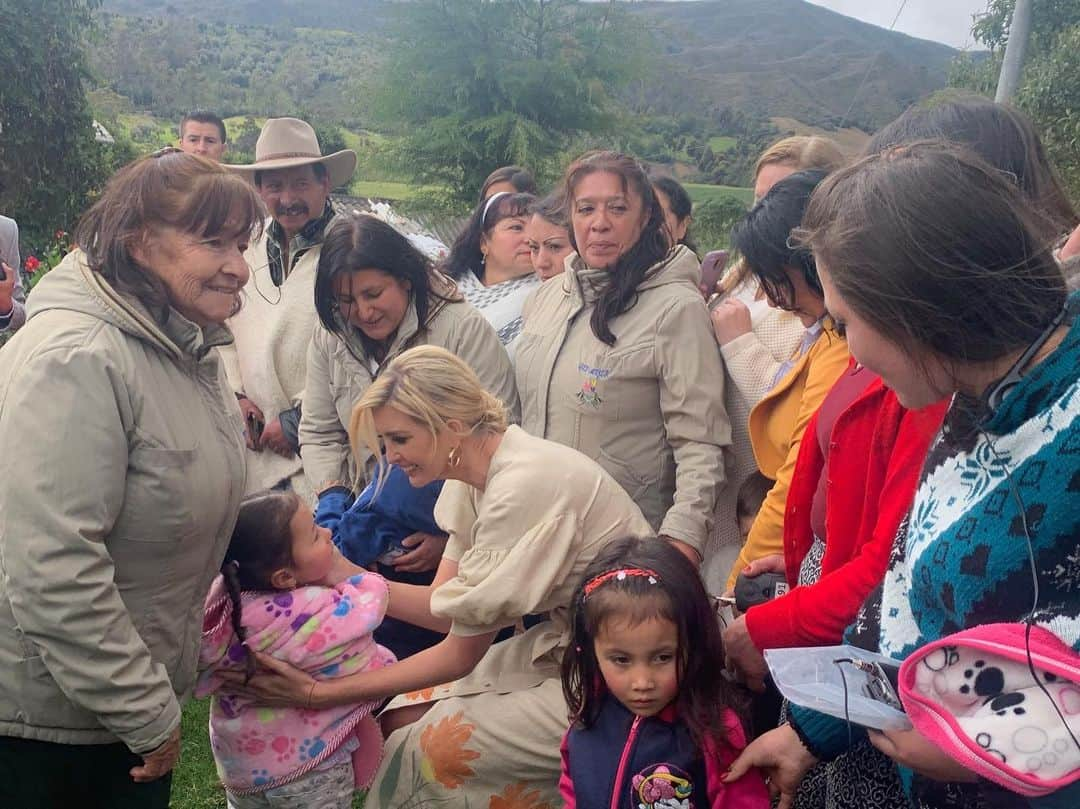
(197, 491), (396, 808)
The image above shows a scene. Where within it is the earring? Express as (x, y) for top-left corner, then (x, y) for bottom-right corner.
(480, 253), (487, 267)
(447, 445), (462, 468)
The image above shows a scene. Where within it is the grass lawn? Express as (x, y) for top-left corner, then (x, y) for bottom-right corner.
(684, 183), (754, 206)
(707, 135), (737, 153)
(170, 699), (224, 809)
(348, 179), (422, 200)
(170, 699), (366, 808)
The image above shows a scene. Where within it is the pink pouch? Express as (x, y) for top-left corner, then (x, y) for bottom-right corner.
(898, 623), (1080, 797)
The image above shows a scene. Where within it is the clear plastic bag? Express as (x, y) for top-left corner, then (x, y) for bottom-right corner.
(765, 645), (912, 730)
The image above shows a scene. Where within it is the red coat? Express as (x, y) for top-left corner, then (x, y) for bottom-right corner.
(745, 371), (948, 650)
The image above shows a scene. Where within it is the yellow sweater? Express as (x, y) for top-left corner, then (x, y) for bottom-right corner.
(725, 326), (850, 589)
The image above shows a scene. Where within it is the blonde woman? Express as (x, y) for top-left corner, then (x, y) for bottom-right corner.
(704, 135), (846, 591)
(223, 345), (653, 807)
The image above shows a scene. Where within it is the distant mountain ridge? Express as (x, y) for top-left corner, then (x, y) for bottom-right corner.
(631, 0), (958, 129)
(97, 0), (959, 131)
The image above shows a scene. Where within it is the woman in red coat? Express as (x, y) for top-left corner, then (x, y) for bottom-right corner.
(722, 361), (948, 688)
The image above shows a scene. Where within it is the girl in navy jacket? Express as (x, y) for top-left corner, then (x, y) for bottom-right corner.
(559, 537), (768, 809)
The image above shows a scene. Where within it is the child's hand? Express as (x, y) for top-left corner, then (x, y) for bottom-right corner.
(393, 532), (448, 573)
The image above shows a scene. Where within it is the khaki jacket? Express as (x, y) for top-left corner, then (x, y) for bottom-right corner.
(515, 246), (731, 553)
(299, 288), (520, 493)
(219, 221), (334, 500)
(0, 252), (246, 751)
(433, 425), (655, 642)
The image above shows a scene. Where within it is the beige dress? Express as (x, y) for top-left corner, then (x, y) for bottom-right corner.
(365, 425), (653, 808)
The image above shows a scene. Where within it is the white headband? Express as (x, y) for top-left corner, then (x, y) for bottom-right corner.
(481, 190), (512, 225)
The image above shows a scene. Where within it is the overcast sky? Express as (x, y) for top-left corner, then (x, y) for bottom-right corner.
(808, 0), (990, 49)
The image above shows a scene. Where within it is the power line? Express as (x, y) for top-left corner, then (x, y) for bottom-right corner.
(838, 0), (911, 129)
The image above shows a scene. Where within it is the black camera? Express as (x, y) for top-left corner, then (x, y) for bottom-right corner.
(733, 570), (789, 613)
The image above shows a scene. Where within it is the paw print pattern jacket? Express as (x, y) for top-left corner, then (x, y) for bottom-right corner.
(197, 572), (396, 794)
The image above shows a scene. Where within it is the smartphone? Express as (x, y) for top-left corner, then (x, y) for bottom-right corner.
(699, 249), (729, 299)
(862, 660), (903, 711)
(246, 412), (264, 445)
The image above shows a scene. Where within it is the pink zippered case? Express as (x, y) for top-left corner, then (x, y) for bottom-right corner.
(898, 623), (1080, 797)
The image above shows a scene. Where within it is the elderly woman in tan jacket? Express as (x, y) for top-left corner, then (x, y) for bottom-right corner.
(515, 151), (731, 562)
(222, 345), (654, 808)
(0, 152), (261, 806)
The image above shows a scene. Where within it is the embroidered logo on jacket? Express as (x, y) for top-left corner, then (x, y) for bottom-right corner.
(632, 764), (694, 809)
(577, 363), (610, 409)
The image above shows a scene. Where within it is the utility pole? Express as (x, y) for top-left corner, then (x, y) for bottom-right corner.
(995, 0), (1034, 102)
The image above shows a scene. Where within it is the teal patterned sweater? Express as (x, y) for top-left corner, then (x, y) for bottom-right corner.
(792, 293), (1080, 807)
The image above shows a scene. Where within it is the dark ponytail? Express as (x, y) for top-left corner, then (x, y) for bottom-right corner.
(220, 491), (302, 682)
(220, 560), (256, 682)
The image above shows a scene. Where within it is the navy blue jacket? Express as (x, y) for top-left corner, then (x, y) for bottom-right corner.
(316, 465), (443, 566)
(559, 695), (766, 809)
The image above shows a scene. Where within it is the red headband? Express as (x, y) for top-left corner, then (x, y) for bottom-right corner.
(583, 567), (660, 599)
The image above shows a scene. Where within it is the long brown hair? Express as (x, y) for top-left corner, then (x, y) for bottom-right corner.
(75, 150), (264, 321)
(795, 141), (1067, 369)
(561, 537), (745, 750)
(867, 94), (1077, 231)
(220, 490), (302, 681)
(563, 151), (670, 345)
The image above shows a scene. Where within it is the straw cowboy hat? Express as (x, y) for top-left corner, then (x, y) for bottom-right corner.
(227, 117), (357, 189)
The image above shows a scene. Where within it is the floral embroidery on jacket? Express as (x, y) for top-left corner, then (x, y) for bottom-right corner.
(632, 764), (695, 809)
(577, 363), (610, 408)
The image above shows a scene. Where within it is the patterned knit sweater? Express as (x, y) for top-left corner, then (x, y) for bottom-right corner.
(793, 293), (1080, 807)
(879, 299), (1080, 660)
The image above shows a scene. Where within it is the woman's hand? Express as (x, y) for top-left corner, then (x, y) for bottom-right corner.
(723, 723), (818, 809)
(710, 297), (753, 346)
(130, 726), (181, 783)
(722, 614), (768, 692)
(218, 650), (320, 708)
(237, 396), (265, 451)
(259, 417), (296, 458)
(868, 726), (978, 783)
(741, 554), (785, 578)
(393, 532), (449, 573)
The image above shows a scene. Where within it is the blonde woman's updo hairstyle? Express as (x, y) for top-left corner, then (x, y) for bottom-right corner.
(754, 135), (846, 179)
(76, 149), (265, 321)
(350, 345), (509, 486)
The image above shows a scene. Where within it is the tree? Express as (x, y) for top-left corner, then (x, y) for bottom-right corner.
(949, 0), (1080, 202)
(0, 0), (122, 250)
(369, 0), (651, 203)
